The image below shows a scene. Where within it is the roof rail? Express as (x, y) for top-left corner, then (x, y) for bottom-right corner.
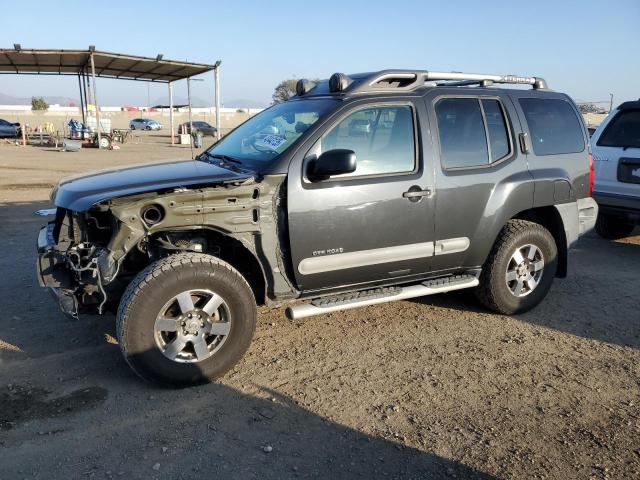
(422, 71), (547, 89)
(339, 70), (548, 94)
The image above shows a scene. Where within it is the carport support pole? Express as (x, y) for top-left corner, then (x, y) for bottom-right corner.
(90, 53), (102, 149)
(77, 74), (86, 126)
(169, 82), (175, 145)
(187, 77), (193, 138)
(214, 65), (221, 141)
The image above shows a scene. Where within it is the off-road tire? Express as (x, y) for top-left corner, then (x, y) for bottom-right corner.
(116, 252), (256, 387)
(594, 213), (635, 240)
(475, 220), (557, 315)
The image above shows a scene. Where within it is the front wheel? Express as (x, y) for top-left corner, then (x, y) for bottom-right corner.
(594, 213), (635, 240)
(116, 253), (257, 387)
(475, 220), (557, 315)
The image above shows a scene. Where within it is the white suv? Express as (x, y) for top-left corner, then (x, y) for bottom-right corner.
(591, 100), (640, 239)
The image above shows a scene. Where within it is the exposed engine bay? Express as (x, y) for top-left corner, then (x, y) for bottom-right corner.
(37, 176), (296, 318)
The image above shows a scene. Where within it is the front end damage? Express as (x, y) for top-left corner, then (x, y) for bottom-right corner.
(37, 175), (295, 319)
(37, 207), (114, 318)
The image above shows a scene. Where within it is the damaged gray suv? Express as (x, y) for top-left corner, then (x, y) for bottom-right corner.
(37, 69), (597, 386)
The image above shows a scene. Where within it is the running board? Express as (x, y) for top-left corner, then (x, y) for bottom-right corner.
(285, 274), (479, 320)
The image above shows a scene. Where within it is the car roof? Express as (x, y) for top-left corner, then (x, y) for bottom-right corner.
(617, 100), (640, 110)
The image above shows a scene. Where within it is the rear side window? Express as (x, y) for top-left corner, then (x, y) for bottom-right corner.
(519, 98), (584, 155)
(597, 110), (640, 149)
(435, 97), (512, 169)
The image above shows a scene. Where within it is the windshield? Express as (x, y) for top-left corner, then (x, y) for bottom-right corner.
(597, 110), (640, 149)
(204, 99), (337, 165)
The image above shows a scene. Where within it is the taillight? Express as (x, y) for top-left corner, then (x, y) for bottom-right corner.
(589, 153), (595, 196)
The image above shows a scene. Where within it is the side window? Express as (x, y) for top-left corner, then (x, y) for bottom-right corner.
(519, 98), (585, 155)
(435, 98), (489, 168)
(318, 105), (415, 177)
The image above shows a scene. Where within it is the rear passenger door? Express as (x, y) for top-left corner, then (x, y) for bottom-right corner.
(425, 89), (534, 272)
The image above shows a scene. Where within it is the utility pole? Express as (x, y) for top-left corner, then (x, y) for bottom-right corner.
(609, 93), (614, 113)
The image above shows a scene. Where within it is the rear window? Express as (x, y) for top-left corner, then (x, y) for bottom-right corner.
(597, 109), (640, 149)
(519, 98), (585, 155)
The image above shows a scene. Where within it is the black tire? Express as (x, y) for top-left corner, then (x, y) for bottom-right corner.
(130, 124), (135, 130)
(116, 253), (256, 387)
(145, 126), (151, 131)
(594, 213), (634, 240)
(475, 220), (558, 315)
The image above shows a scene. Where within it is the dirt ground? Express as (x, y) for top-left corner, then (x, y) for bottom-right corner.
(0, 138), (639, 480)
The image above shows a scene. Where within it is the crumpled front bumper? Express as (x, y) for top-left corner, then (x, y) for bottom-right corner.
(37, 223), (78, 319)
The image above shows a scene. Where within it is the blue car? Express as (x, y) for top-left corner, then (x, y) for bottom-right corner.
(129, 118), (163, 131)
(0, 118), (21, 137)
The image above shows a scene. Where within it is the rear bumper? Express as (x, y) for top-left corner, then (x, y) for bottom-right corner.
(593, 191), (640, 222)
(554, 197), (598, 248)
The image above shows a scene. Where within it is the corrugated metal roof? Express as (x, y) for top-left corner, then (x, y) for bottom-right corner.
(0, 49), (218, 82)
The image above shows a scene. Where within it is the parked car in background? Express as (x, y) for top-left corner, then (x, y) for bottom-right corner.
(181, 121), (218, 136)
(0, 118), (21, 137)
(129, 118), (163, 130)
(591, 99), (640, 239)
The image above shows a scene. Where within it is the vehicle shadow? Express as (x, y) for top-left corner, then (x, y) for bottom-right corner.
(0, 347), (497, 479)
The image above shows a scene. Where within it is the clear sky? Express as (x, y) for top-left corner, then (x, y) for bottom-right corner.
(0, 0), (638, 107)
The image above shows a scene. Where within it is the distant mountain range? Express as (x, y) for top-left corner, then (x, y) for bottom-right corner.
(0, 91), (268, 109)
(0, 93), (78, 106)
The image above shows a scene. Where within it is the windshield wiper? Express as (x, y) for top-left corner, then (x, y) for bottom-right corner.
(197, 151), (253, 174)
(205, 152), (243, 164)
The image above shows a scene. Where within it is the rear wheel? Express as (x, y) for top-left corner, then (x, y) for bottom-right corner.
(116, 253), (257, 387)
(595, 213), (634, 240)
(130, 124), (136, 130)
(475, 220), (557, 315)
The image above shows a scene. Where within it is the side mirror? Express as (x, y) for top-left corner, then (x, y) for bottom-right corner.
(309, 149), (356, 179)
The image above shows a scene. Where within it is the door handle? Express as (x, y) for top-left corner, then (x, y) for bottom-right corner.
(403, 187), (432, 202)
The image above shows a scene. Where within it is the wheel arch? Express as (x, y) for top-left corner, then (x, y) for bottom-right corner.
(143, 227), (268, 305)
(512, 206), (568, 278)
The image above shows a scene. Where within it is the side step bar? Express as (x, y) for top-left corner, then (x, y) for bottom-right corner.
(285, 274), (479, 320)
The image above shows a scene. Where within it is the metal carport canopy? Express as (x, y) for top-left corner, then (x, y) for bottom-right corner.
(0, 48), (217, 82)
(0, 47), (222, 146)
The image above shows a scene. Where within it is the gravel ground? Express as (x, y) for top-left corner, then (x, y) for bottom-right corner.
(1, 141), (639, 479)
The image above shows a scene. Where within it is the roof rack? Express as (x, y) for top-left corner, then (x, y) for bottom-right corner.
(297, 70), (548, 96)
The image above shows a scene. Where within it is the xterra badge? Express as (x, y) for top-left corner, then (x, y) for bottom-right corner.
(312, 247), (344, 257)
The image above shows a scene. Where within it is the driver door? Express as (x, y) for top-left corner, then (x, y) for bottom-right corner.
(286, 100), (436, 293)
